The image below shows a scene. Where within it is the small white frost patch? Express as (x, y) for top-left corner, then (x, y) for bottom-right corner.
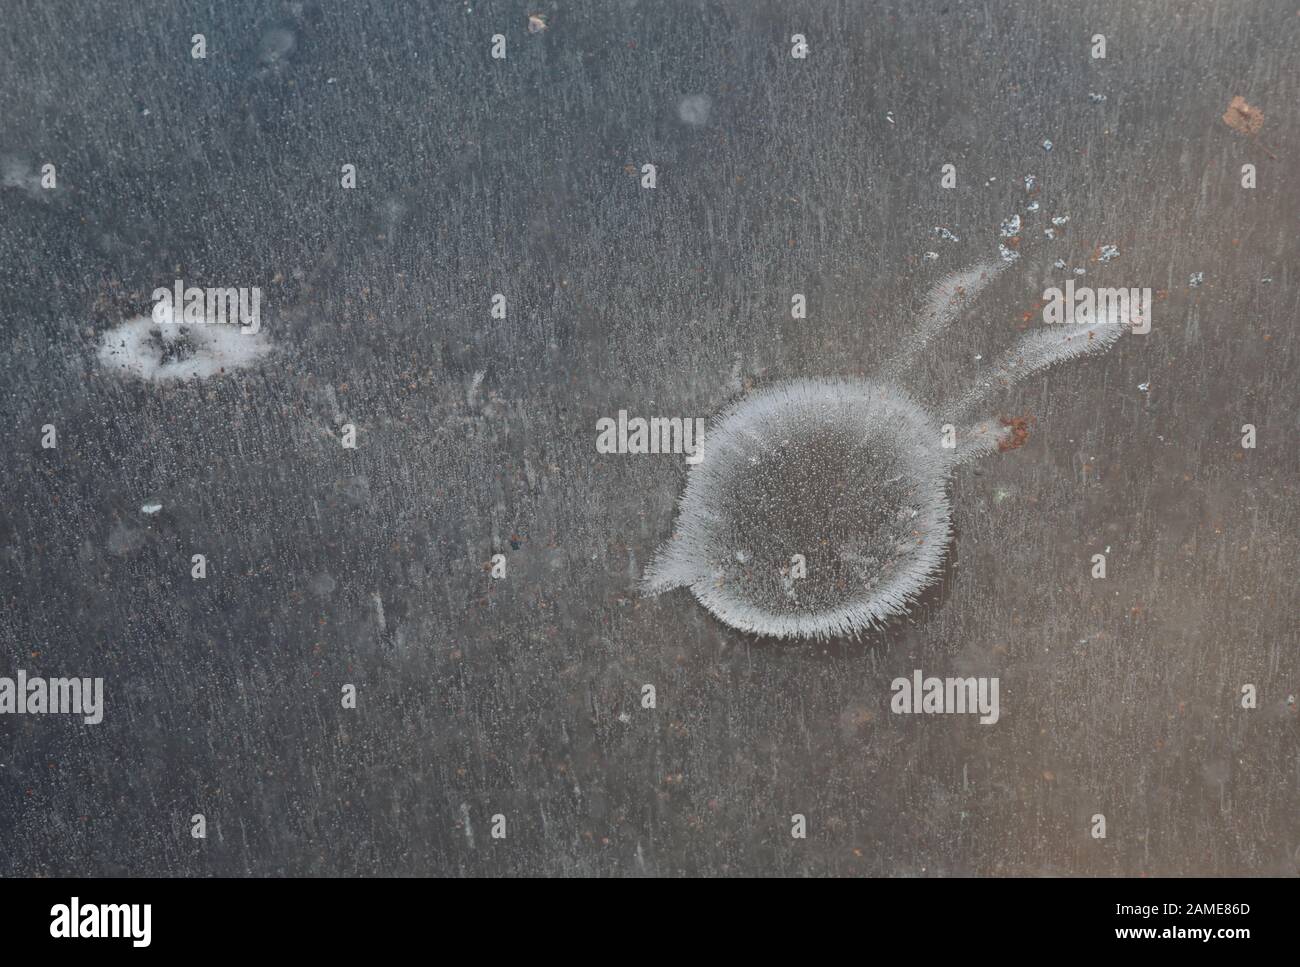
(141, 502), (163, 514)
(677, 94), (711, 126)
(97, 315), (273, 382)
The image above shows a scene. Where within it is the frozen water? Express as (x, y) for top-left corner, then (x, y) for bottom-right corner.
(97, 315), (274, 382)
(647, 250), (1128, 640)
(643, 378), (954, 639)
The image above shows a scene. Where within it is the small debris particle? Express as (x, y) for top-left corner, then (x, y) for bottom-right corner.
(1222, 95), (1263, 136)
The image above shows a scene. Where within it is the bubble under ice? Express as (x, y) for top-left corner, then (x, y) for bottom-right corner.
(645, 258), (1131, 641)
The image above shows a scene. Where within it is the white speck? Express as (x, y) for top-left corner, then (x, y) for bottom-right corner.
(1098, 244), (1120, 262)
(1026, 201), (1040, 212)
(1053, 258), (1067, 269)
(1051, 215), (1069, 227)
(934, 226), (960, 242)
(1138, 382), (1150, 392)
(141, 502), (163, 514)
(618, 711), (632, 725)
(1024, 174), (1038, 191)
(1088, 92), (1107, 104)
(1044, 228), (1057, 240)
(1074, 267), (1087, 276)
(923, 251), (939, 261)
(885, 111), (895, 124)
(999, 214), (1021, 237)
(1042, 139), (1053, 152)
(1189, 272), (1204, 287)
(466, 369), (486, 404)
(998, 243), (1019, 263)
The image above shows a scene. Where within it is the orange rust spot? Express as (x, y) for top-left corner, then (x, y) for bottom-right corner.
(997, 415), (1035, 452)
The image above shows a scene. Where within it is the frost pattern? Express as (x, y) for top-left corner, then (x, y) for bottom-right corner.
(642, 379), (952, 639)
(645, 248), (1129, 640)
(97, 315), (273, 382)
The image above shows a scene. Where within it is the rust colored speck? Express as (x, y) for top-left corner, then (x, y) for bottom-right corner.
(998, 415), (1035, 452)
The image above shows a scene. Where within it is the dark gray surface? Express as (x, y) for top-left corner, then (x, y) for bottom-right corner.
(0, 0), (1296, 876)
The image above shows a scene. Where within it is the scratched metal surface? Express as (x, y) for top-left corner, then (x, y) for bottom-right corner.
(0, 0), (1296, 876)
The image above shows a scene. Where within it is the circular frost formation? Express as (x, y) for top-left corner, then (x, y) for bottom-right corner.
(644, 379), (952, 640)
